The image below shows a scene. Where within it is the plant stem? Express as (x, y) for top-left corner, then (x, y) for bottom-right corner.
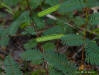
(81, 7), (89, 66)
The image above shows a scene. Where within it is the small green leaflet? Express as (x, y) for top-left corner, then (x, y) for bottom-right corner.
(36, 34), (64, 42)
(38, 4), (60, 17)
(1, 2), (13, 15)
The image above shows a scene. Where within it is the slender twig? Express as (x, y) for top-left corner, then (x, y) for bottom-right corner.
(72, 47), (83, 59)
(81, 8), (89, 65)
(44, 61), (49, 75)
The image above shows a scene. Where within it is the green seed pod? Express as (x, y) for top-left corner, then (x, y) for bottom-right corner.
(36, 34), (64, 42)
(38, 4), (60, 17)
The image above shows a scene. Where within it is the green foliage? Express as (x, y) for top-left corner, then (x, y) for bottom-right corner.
(44, 50), (77, 75)
(3, 0), (21, 6)
(0, 2), (13, 14)
(45, 0), (60, 6)
(89, 13), (99, 25)
(33, 16), (45, 29)
(61, 34), (84, 46)
(0, 0), (99, 74)
(58, 0), (99, 14)
(31, 69), (45, 75)
(42, 42), (56, 50)
(29, 0), (43, 9)
(24, 39), (37, 49)
(8, 11), (31, 35)
(0, 36), (9, 46)
(4, 55), (23, 75)
(43, 25), (73, 35)
(0, 28), (9, 46)
(58, 0), (85, 14)
(85, 40), (99, 65)
(21, 49), (77, 74)
(43, 25), (64, 35)
(85, 0), (99, 7)
(22, 26), (36, 35)
(73, 16), (86, 27)
(21, 49), (43, 64)
(49, 67), (63, 75)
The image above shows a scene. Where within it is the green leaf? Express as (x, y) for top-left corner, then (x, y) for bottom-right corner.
(44, 50), (77, 75)
(58, 0), (86, 14)
(49, 68), (63, 75)
(29, 0), (43, 9)
(3, 0), (21, 6)
(85, 40), (99, 65)
(4, 55), (23, 75)
(33, 16), (45, 29)
(24, 39), (37, 49)
(21, 49), (43, 64)
(45, 0), (60, 6)
(0, 28), (9, 46)
(0, 2), (13, 14)
(43, 25), (73, 35)
(23, 26), (36, 35)
(89, 13), (99, 25)
(84, 0), (99, 8)
(73, 16), (86, 27)
(42, 42), (56, 50)
(61, 34), (84, 46)
(0, 36), (9, 46)
(8, 11), (31, 35)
